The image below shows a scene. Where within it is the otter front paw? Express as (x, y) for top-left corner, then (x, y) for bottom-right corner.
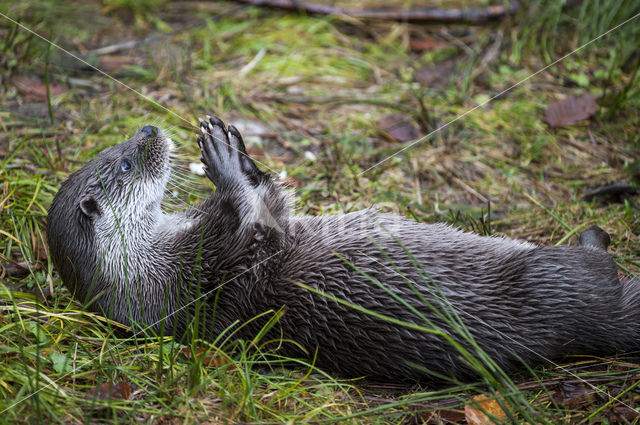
(197, 116), (265, 187)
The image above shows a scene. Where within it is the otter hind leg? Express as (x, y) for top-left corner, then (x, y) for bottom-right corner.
(579, 225), (611, 250)
(197, 115), (267, 187)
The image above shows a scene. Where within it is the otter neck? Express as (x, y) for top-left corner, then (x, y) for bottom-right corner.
(94, 209), (186, 326)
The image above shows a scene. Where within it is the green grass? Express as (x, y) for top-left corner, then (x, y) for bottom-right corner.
(1, 0), (640, 423)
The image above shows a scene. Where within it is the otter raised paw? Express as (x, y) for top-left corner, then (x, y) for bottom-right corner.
(197, 115), (290, 232)
(197, 115), (267, 188)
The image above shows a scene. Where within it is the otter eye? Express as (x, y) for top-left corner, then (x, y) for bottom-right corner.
(120, 158), (133, 172)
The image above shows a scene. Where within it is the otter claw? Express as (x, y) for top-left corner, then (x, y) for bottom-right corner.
(208, 115), (226, 131)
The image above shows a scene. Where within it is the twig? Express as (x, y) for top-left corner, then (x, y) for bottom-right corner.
(87, 4), (252, 56)
(88, 35), (164, 56)
(258, 95), (417, 113)
(516, 372), (640, 391)
(233, 0), (520, 24)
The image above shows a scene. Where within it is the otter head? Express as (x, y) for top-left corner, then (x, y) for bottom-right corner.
(47, 125), (173, 306)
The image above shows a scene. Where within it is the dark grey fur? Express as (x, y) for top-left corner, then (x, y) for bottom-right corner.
(579, 225), (611, 251)
(47, 117), (640, 381)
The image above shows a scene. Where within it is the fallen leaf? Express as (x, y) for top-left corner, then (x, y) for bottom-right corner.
(2, 261), (31, 277)
(378, 113), (420, 143)
(409, 36), (448, 52)
(544, 94), (597, 127)
(88, 381), (131, 401)
(14, 77), (68, 102)
(414, 59), (457, 89)
(553, 382), (595, 410)
(465, 394), (508, 425)
(33, 231), (48, 261)
(420, 408), (466, 424)
(99, 55), (136, 72)
(246, 145), (266, 157)
(608, 406), (640, 422)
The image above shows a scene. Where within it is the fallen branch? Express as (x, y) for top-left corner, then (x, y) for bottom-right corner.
(232, 0), (520, 24)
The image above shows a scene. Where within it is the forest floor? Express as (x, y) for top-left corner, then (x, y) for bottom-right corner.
(1, 0), (640, 423)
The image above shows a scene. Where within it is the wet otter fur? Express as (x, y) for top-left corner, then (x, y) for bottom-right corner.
(47, 116), (640, 381)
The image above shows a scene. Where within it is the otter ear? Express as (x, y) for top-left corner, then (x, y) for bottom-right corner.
(79, 195), (102, 218)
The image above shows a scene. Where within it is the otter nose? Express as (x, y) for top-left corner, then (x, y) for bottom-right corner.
(140, 125), (158, 138)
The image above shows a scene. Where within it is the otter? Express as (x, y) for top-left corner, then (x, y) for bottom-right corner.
(47, 116), (640, 381)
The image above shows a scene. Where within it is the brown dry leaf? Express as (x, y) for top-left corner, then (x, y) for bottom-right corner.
(14, 77), (68, 102)
(33, 231), (48, 261)
(88, 380), (131, 401)
(414, 59), (457, 89)
(98, 55), (137, 72)
(378, 113), (420, 143)
(608, 406), (640, 423)
(246, 145), (266, 158)
(202, 353), (231, 368)
(553, 382), (595, 410)
(409, 36), (448, 52)
(544, 94), (597, 127)
(465, 394), (508, 425)
(2, 261), (31, 277)
(420, 408), (466, 424)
